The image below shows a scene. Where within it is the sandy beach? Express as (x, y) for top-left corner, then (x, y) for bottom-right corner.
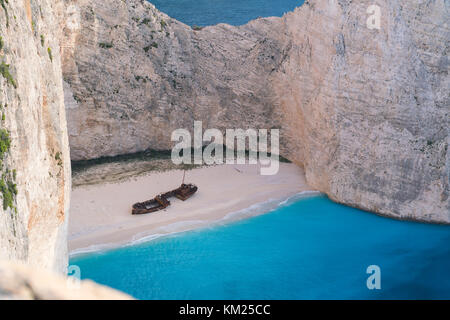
(69, 163), (313, 255)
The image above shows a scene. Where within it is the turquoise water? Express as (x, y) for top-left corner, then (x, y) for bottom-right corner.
(150, 0), (304, 26)
(71, 195), (450, 300)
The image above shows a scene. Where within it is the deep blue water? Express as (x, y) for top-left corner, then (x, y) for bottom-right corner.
(71, 195), (450, 300)
(149, 0), (304, 26)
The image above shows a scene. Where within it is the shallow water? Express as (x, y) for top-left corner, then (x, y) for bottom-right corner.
(149, 0), (304, 26)
(71, 195), (450, 300)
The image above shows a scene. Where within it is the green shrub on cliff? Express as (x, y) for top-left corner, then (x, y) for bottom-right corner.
(0, 0), (8, 10)
(0, 0), (9, 26)
(55, 152), (63, 167)
(99, 42), (113, 49)
(0, 128), (16, 212)
(144, 42), (158, 52)
(0, 177), (17, 211)
(140, 18), (151, 26)
(0, 129), (11, 159)
(47, 47), (53, 61)
(0, 60), (17, 88)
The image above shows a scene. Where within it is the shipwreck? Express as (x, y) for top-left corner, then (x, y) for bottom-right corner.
(132, 172), (198, 215)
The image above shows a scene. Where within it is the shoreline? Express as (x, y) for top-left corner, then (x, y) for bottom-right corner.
(69, 163), (316, 257)
(70, 190), (321, 257)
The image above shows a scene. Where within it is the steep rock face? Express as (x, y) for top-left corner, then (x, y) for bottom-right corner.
(61, 0), (449, 223)
(276, 0), (449, 223)
(0, 0), (71, 272)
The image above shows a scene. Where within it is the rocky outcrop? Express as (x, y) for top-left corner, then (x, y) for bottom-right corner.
(0, 0), (71, 272)
(0, 260), (132, 299)
(61, 0), (448, 223)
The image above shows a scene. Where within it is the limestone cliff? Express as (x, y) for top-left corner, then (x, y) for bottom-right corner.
(0, 0), (71, 272)
(59, 0), (286, 160)
(276, 0), (449, 223)
(61, 0), (448, 223)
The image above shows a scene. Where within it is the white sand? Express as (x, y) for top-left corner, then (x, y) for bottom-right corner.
(69, 163), (313, 255)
